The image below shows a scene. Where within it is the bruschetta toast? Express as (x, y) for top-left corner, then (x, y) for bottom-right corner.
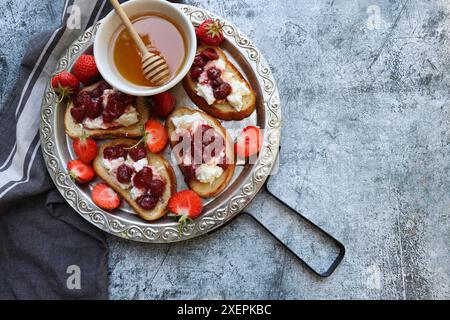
(166, 107), (235, 198)
(65, 81), (149, 139)
(183, 45), (256, 121)
(93, 139), (176, 221)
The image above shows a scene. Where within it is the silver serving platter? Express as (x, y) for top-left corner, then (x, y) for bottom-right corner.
(40, 4), (281, 243)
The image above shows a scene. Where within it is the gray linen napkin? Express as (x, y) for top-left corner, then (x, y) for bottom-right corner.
(0, 0), (111, 300)
(0, 0), (184, 300)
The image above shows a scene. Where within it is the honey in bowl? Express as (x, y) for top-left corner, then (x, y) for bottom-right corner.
(112, 12), (186, 87)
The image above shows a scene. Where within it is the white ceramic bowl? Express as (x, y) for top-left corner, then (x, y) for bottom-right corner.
(94, 0), (196, 96)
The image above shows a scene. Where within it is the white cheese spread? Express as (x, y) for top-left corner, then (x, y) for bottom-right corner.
(195, 162), (224, 184)
(115, 106), (139, 127)
(195, 58), (250, 111)
(172, 113), (225, 184)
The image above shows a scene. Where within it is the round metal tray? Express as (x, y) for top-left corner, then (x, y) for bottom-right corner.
(40, 4), (281, 243)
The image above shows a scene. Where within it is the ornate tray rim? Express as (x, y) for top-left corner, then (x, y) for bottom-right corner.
(39, 4), (281, 243)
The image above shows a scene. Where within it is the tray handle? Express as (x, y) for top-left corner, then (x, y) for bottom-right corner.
(243, 175), (345, 278)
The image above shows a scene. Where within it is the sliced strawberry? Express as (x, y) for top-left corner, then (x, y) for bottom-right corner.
(151, 92), (176, 118)
(91, 183), (120, 210)
(72, 55), (100, 84)
(144, 119), (168, 153)
(73, 134), (98, 164)
(168, 190), (203, 218)
(51, 71), (79, 102)
(168, 190), (203, 233)
(235, 126), (262, 158)
(67, 159), (95, 184)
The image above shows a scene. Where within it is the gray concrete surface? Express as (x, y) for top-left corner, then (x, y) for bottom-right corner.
(1, 0), (449, 299)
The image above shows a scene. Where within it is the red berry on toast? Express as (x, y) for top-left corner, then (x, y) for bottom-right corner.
(200, 48), (219, 60)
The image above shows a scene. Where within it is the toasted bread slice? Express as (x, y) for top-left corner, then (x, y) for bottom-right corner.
(166, 107), (235, 198)
(183, 45), (256, 121)
(93, 139), (176, 221)
(65, 82), (149, 139)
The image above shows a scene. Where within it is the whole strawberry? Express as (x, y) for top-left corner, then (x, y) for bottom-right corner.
(196, 19), (224, 46)
(51, 71), (79, 102)
(72, 54), (100, 84)
(151, 92), (176, 118)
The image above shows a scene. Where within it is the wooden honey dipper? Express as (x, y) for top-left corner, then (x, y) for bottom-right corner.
(109, 0), (170, 86)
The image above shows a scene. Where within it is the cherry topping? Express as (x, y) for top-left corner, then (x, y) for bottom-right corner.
(202, 125), (220, 146)
(101, 112), (113, 123)
(149, 179), (165, 198)
(199, 124), (213, 140)
(128, 145), (146, 161)
(207, 67), (221, 80)
(191, 67), (203, 80)
(210, 77), (223, 89)
(90, 81), (111, 98)
(121, 93), (136, 106)
(132, 167), (153, 189)
(182, 165), (196, 182)
(201, 48), (219, 61)
(218, 162), (229, 170)
(84, 97), (102, 119)
(136, 195), (158, 210)
(193, 54), (207, 68)
(70, 106), (85, 123)
(213, 82), (232, 100)
(102, 92), (135, 122)
(109, 92), (128, 107)
(190, 133), (203, 165)
(72, 91), (91, 109)
(116, 164), (133, 184)
(102, 102), (125, 122)
(103, 145), (127, 160)
(71, 85), (135, 124)
(202, 126), (225, 163)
